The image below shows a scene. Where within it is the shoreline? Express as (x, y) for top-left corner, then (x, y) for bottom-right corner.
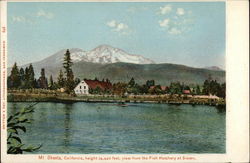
(7, 93), (226, 108)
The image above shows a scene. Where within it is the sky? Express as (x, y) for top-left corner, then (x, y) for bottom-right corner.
(7, 2), (225, 69)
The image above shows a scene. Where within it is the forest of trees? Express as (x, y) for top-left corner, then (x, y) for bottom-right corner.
(7, 49), (226, 98)
(110, 77), (225, 98)
(8, 49), (79, 94)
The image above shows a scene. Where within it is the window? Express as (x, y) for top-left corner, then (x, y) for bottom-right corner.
(84, 86), (86, 89)
(80, 86), (81, 89)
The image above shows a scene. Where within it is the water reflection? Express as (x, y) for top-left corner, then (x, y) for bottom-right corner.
(8, 102), (37, 122)
(63, 104), (73, 149)
(8, 102), (225, 154)
(8, 103), (18, 116)
(216, 105), (226, 113)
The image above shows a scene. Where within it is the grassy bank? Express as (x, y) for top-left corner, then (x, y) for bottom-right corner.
(7, 90), (226, 107)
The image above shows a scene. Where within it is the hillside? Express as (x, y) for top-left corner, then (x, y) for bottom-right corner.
(74, 62), (225, 85)
(28, 61), (224, 85)
(8, 45), (225, 85)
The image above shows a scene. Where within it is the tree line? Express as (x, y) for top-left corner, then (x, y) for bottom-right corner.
(8, 49), (79, 94)
(8, 49), (225, 98)
(110, 77), (225, 98)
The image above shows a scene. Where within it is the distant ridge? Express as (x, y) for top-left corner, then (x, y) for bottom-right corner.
(9, 45), (225, 85)
(29, 45), (155, 68)
(204, 66), (223, 71)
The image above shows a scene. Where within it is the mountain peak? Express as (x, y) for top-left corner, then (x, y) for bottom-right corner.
(39, 45), (155, 66)
(91, 44), (125, 56)
(85, 45), (155, 64)
(94, 44), (114, 49)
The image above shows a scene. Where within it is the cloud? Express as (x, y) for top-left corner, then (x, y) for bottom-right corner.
(159, 5), (172, 15)
(115, 23), (129, 32)
(176, 8), (185, 16)
(107, 20), (116, 27)
(158, 6), (193, 35)
(11, 9), (54, 24)
(168, 28), (182, 35)
(12, 16), (26, 23)
(11, 15), (34, 24)
(159, 18), (170, 27)
(158, 18), (183, 35)
(36, 9), (54, 19)
(107, 20), (131, 35)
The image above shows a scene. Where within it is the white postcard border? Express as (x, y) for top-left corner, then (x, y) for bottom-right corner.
(1, 0), (249, 162)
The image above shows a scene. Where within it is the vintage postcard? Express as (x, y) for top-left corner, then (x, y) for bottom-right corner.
(0, 0), (249, 162)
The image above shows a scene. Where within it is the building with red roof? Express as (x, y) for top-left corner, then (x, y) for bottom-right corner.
(183, 90), (191, 94)
(74, 79), (112, 95)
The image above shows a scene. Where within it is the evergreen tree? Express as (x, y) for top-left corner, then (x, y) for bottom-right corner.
(217, 83), (226, 98)
(128, 77), (135, 87)
(139, 84), (149, 94)
(48, 75), (55, 90)
(28, 64), (35, 88)
(210, 80), (219, 95)
(127, 77), (139, 94)
(57, 69), (65, 88)
(63, 49), (75, 93)
(67, 70), (75, 92)
(146, 80), (155, 87)
(196, 85), (201, 95)
(169, 82), (182, 94)
(8, 62), (21, 88)
(34, 79), (39, 88)
(37, 68), (48, 89)
(203, 80), (210, 95)
(74, 78), (81, 87)
(24, 67), (30, 89)
(19, 68), (25, 88)
(23, 64), (35, 89)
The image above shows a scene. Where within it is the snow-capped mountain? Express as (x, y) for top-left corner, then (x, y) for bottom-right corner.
(32, 48), (87, 68)
(14, 45), (225, 85)
(84, 45), (154, 64)
(38, 45), (155, 67)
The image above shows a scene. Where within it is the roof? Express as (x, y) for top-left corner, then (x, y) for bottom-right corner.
(183, 90), (191, 94)
(150, 86), (168, 90)
(149, 86), (155, 89)
(161, 86), (169, 90)
(84, 79), (112, 90)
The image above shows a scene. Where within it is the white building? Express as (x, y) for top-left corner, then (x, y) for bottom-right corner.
(74, 80), (89, 95)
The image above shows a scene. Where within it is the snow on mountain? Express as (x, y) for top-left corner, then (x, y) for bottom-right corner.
(70, 49), (87, 62)
(33, 48), (87, 68)
(85, 45), (154, 64)
(45, 45), (155, 65)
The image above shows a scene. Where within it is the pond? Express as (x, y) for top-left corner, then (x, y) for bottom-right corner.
(7, 102), (225, 154)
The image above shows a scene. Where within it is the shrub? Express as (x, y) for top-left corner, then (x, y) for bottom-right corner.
(7, 103), (42, 154)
